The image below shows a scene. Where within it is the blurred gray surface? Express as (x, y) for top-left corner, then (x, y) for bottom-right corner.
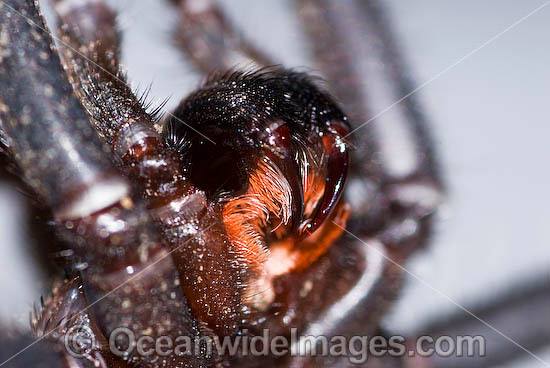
(0, 0), (549, 366)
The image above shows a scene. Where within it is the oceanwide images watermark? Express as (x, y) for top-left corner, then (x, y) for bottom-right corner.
(65, 326), (486, 364)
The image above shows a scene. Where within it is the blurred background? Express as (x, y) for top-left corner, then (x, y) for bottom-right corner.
(0, 0), (548, 367)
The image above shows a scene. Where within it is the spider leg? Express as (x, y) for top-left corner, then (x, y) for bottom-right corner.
(31, 275), (126, 368)
(52, 0), (248, 338)
(297, 0), (444, 252)
(0, 1), (209, 366)
(52, 0), (165, 151)
(0, 334), (66, 367)
(415, 278), (550, 368)
(311, 0), (443, 270)
(252, 1), (445, 364)
(52, 0), (209, 224)
(0, 0), (137, 252)
(52, 0), (195, 215)
(169, 0), (274, 73)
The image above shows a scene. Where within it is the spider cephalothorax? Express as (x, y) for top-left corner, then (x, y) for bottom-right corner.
(0, 0), (443, 367)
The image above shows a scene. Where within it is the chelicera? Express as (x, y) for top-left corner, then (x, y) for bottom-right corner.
(0, 0), (443, 367)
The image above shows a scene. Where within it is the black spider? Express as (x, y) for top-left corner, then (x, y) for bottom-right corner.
(0, 0), (443, 367)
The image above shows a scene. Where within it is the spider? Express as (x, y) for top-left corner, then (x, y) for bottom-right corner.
(0, 0), (443, 367)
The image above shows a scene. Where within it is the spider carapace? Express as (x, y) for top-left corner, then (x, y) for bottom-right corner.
(0, 0), (443, 367)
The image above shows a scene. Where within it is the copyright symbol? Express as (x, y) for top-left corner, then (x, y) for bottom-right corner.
(64, 324), (96, 358)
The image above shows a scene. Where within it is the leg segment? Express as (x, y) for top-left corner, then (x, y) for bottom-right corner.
(53, 0), (194, 212)
(297, 0), (444, 253)
(53, 0), (246, 338)
(170, 0), (274, 73)
(0, 1), (208, 366)
(243, 0), (445, 357)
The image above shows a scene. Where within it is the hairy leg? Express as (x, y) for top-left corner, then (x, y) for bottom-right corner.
(0, 1), (210, 366)
(297, 0), (443, 243)
(53, 0), (248, 340)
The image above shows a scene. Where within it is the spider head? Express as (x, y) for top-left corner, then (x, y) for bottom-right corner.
(164, 68), (350, 232)
(162, 68), (352, 333)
